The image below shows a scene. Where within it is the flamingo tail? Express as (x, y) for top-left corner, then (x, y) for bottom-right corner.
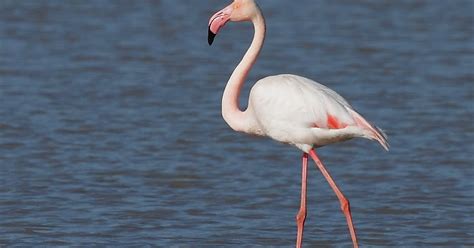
(349, 109), (389, 151)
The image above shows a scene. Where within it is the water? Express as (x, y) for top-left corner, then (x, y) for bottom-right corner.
(0, 0), (473, 246)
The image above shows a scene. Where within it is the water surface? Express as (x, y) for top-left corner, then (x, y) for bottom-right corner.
(0, 0), (473, 246)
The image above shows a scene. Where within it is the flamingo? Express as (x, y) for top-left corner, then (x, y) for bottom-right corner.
(207, 0), (388, 247)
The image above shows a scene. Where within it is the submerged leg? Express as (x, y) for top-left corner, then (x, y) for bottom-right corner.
(308, 149), (359, 248)
(296, 153), (308, 248)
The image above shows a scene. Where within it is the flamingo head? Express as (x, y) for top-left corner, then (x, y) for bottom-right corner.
(208, 0), (260, 45)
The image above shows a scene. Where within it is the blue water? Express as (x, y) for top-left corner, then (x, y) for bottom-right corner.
(0, 0), (473, 246)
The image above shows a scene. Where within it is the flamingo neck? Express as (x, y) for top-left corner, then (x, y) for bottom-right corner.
(222, 11), (265, 133)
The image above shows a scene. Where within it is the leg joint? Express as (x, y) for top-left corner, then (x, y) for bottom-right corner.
(340, 198), (350, 213)
(296, 208), (307, 223)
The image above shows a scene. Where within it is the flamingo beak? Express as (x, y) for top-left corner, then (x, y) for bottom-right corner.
(208, 4), (233, 45)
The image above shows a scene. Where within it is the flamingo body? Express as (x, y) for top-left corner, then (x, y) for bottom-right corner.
(246, 74), (388, 152)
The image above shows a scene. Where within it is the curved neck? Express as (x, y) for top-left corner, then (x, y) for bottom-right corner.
(222, 11), (265, 132)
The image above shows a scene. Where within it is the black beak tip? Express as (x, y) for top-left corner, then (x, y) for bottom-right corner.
(208, 28), (216, 46)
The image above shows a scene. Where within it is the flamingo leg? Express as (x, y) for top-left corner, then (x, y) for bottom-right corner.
(296, 153), (308, 248)
(308, 149), (359, 248)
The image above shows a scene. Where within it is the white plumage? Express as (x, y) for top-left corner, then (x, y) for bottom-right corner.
(247, 74), (389, 152)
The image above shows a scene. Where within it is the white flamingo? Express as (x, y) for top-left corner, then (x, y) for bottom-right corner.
(208, 0), (388, 247)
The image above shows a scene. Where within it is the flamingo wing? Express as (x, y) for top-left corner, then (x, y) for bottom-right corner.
(247, 74), (388, 150)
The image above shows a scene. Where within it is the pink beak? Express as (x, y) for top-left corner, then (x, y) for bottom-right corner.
(208, 4), (233, 45)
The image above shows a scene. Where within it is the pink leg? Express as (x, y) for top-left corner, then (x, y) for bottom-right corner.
(296, 153), (308, 248)
(309, 149), (359, 248)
